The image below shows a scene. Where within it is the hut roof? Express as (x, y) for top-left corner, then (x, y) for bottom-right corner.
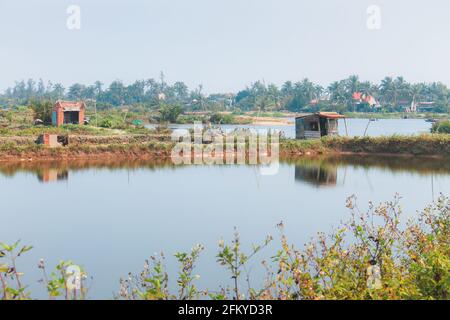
(296, 112), (346, 120)
(54, 100), (86, 112)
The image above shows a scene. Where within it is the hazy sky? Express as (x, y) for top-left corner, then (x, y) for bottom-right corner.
(0, 0), (449, 93)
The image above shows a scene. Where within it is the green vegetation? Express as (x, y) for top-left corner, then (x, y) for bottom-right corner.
(0, 104), (153, 135)
(28, 100), (53, 124)
(1, 75), (449, 114)
(431, 120), (450, 134)
(1, 195), (448, 300)
(157, 103), (182, 123)
(280, 135), (450, 157)
(321, 135), (450, 156)
(176, 113), (252, 125)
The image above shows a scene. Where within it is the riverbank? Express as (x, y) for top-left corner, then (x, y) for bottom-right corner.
(0, 134), (448, 161)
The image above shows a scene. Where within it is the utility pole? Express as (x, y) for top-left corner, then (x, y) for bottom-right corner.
(85, 99), (97, 126)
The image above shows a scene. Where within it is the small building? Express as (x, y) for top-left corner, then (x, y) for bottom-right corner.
(52, 101), (86, 126)
(36, 133), (69, 147)
(352, 92), (380, 108)
(295, 112), (345, 139)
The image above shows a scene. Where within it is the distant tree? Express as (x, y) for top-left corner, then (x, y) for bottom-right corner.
(1, 76), (449, 114)
(29, 99), (53, 123)
(173, 81), (189, 101)
(67, 83), (85, 100)
(158, 103), (182, 123)
(52, 83), (65, 100)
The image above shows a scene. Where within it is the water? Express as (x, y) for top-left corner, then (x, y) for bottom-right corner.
(147, 118), (433, 138)
(0, 156), (448, 299)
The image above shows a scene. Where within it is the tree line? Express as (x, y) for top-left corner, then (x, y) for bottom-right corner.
(1, 75), (449, 113)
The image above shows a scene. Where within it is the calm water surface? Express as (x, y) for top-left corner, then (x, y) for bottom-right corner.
(148, 118), (433, 138)
(0, 156), (448, 298)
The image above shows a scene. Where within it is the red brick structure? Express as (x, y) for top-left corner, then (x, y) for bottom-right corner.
(52, 101), (86, 127)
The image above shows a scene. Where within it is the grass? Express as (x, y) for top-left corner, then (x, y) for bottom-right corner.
(0, 133), (449, 160)
(279, 134), (450, 157)
(0, 124), (119, 136)
(322, 134), (450, 156)
(431, 120), (450, 134)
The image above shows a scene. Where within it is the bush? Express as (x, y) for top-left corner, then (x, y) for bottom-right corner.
(99, 119), (113, 128)
(158, 103), (182, 123)
(209, 113), (234, 124)
(431, 120), (450, 134)
(28, 100), (53, 124)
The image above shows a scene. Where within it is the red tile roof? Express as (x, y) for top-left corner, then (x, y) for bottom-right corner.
(54, 100), (85, 111)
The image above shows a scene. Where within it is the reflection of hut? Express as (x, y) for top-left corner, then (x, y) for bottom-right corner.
(295, 112), (345, 139)
(295, 163), (337, 187)
(52, 101), (86, 126)
(37, 168), (69, 183)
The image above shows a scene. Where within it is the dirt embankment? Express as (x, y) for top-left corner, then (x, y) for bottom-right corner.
(0, 134), (448, 162)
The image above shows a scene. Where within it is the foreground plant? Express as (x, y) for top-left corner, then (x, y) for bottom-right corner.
(0, 241), (88, 300)
(0, 241), (32, 300)
(117, 245), (206, 300)
(214, 229), (273, 300)
(1, 195), (449, 300)
(262, 194), (449, 300)
(38, 259), (89, 300)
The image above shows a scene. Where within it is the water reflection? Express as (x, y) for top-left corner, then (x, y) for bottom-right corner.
(37, 168), (68, 183)
(0, 156), (449, 182)
(0, 155), (448, 299)
(286, 155), (450, 177)
(294, 161), (337, 187)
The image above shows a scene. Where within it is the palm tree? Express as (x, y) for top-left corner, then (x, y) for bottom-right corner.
(408, 83), (424, 112)
(345, 75), (360, 111)
(393, 76), (408, 109)
(379, 76), (394, 108)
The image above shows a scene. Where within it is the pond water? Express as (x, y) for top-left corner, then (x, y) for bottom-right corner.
(147, 118), (433, 138)
(0, 156), (448, 299)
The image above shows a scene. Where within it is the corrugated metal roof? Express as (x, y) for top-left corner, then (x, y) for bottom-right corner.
(296, 112), (345, 120)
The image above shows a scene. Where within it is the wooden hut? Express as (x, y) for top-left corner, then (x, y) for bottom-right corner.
(295, 112), (345, 139)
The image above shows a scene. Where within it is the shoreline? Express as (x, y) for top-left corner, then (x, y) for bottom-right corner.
(0, 139), (448, 163)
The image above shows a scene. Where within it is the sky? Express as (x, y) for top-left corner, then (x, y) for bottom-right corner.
(0, 0), (449, 93)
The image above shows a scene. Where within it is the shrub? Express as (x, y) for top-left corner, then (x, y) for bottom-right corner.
(209, 113), (234, 124)
(431, 120), (450, 134)
(99, 118), (113, 128)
